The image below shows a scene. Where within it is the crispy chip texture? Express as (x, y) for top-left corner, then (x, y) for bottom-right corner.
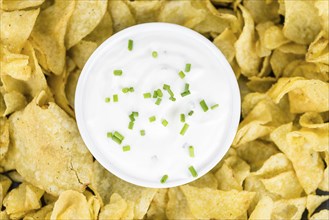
(9, 97), (93, 196)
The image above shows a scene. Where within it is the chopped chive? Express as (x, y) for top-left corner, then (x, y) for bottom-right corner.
(140, 130), (145, 136)
(129, 114), (135, 121)
(188, 166), (198, 177)
(181, 90), (191, 97)
(129, 87), (134, 92)
(122, 145), (130, 152)
(163, 84), (170, 90)
(188, 111), (194, 116)
(143, 92), (151, 98)
(113, 70), (122, 76)
(133, 112), (139, 117)
(128, 39), (133, 51)
(185, 63), (191, 72)
(180, 114), (185, 123)
(114, 131), (124, 141)
(113, 94), (118, 102)
(178, 71), (185, 79)
(184, 83), (190, 91)
(122, 88), (129, 93)
(153, 90), (158, 98)
(128, 121), (134, 130)
(189, 146), (195, 157)
(106, 132), (112, 138)
(105, 97), (110, 103)
(112, 136), (122, 144)
(155, 98), (162, 105)
(200, 99), (209, 112)
(160, 174), (168, 183)
(161, 119), (168, 127)
(169, 97), (176, 101)
(152, 51), (158, 58)
(180, 123), (189, 135)
(163, 84), (175, 97)
(149, 116), (156, 122)
(156, 89), (163, 97)
(211, 104), (219, 110)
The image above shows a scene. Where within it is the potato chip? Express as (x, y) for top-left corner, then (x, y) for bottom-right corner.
(249, 196), (273, 220)
(24, 204), (53, 220)
(237, 140), (279, 172)
(69, 40), (98, 69)
(3, 90), (27, 116)
(306, 31), (329, 65)
(264, 25), (290, 49)
(146, 189), (168, 220)
(255, 21), (274, 57)
(180, 185), (255, 219)
(299, 112), (326, 129)
(65, 0), (107, 49)
(83, 190), (101, 220)
(271, 197), (306, 220)
(213, 28), (237, 63)
(0, 117), (9, 161)
(0, 211), (9, 220)
(307, 195), (329, 218)
(43, 193), (58, 206)
(189, 172), (218, 189)
(246, 77), (276, 93)
(1, 48), (31, 81)
(278, 42), (308, 55)
(50, 190), (91, 219)
(92, 161), (157, 219)
(30, 0), (75, 75)
(166, 187), (195, 219)
(282, 60), (329, 81)
(270, 123), (324, 194)
(310, 210), (329, 220)
(283, 0), (322, 44)
(267, 77), (329, 113)
(319, 152), (329, 192)
(1, 0), (44, 11)
(234, 6), (262, 77)
(9, 96), (93, 196)
(269, 50), (303, 78)
(3, 182), (44, 219)
(0, 174), (11, 207)
(99, 193), (127, 220)
(260, 171), (304, 199)
(0, 141), (16, 172)
(108, 0), (136, 33)
(0, 9), (39, 53)
(65, 69), (80, 109)
(243, 0), (280, 24)
(84, 12), (113, 46)
(7, 170), (23, 183)
(252, 153), (292, 178)
(315, 0), (329, 37)
(126, 0), (164, 24)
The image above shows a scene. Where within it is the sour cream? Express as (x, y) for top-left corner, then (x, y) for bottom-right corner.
(75, 23), (240, 188)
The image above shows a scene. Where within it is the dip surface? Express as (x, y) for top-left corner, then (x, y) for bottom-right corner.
(75, 23), (240, 188)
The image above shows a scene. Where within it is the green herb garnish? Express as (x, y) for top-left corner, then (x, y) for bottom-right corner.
(122, 145), (130, 152)
(149, 116), (156, 122)
(152, 51), (158, 58)
(113, 94), (119, 102)
(161, 119), (168, 127)
(155, 98), (162, 105)
(178, 71), (185, 79)
(180, 123), (189, 135)
(105, 97), (110, 103)
(180, 114), (185, 123)
(128, 121), (134, 130)
(189, 146), (195, 157)
(156, 89), (163, 97)
(143, 92), (151, 98)
(185, 63), (191, 72)
(140, 130), (145, 136)
(200, 99), (209, 112)
(160, 174), (168, 183)
(113, 70), (122, 76)
(128, 39), (133, 51)
(211, 104), (219, 110)
(188, 110), (194, 116)
(188, 166), (198, 177)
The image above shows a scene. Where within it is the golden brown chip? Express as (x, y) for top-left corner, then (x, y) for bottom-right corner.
(65, 0), (107, 49)
(283, 0), (322, 44)
(278, 42), (308, 55)
(213, 28), (237, 63)
(180, 185), (255, 219)
(249, 196), (273, 220)
(269, 50), (303, 78)
(243, 0), (280, 24)
(3, 182), (44, 219)
(267, 77), (329, 113)
(0, 9), (39, 53)
(23, 204), (53, 220)
(1, 0), (44, 11)
(282, 60), (329, 81)
(108, 0), (136, 33)
(125, 0), (164, 23)
(264, 25), (290, 49)
(189, 172), (218, 189)
(270, 123), (324, 194)
(0, 174), (11, 207)
(30, 0), (75, 75)
(0, 117), (9, 161)
(69, 40), (98, 69)
(99, 193), (127, 220)
(146, 189), (168, 220)
(306, 31), (329, 65)
(234, 6), (262, 77)
(255, 21), (274, 57)
(166, 187), (195, 219)
(246, 77), (276, 93)
(271, 197), (306, 220)
(92, 161), (157, 219)
(65, 69), (80, 109)
(50, 190), (91, 219)
(9, 96), (93, 196)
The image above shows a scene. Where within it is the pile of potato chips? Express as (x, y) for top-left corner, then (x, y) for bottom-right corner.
(1, 0), (328, 219)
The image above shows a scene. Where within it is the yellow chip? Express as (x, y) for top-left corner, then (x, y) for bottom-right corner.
(9, 96), (93, 196)
(92, 161), (157, 219)
(246, 77), (276, 93)
(1, 0), (44, 11)
(307, 195), (329, 218)
(0, 9), (39, 53)
(271, 197), (306, 220)
(0, 174), (11, 207)
(3, 90), (26, 116)
(180, 185), (255, 219)
(264, 25), (290, 49)
(125, 0), (164, 24)
(269, 49), (303, 78)
(83, 190), (101, 220)
(24, 204), (53, 220)
(267, 77), (329, 113)
(30, 0), (75, 75)
(65, 0), (107, 49)
(69, 40), (98, 69)
(146, 189), (168, 220)
(283, 0), (321, 44)
(189, 172), (218, 189)
(84, 12), (113, 46)
(166, 187), (194, 219)
(243, 0), (280, 24)
(50, 190), (91, 219)
(107, 0), (136, 33)
(306, 31), (329, 65)
(0, 117), (9, 161)
(99, 193), (128, 220)
(3, 182), (44, 219)
(282, 60), (329, 81)
(278, 42), (307, 55)
(65, 69), (81, 109)
(234, 6), (262, 77)
(255, 21), (274, 57)
(249, 196), (273, 220)
(213, 28), (237, 63)
(310, 210), (329, 220)
(270, 123), (324, 194)
(315, 0), (329, 37)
